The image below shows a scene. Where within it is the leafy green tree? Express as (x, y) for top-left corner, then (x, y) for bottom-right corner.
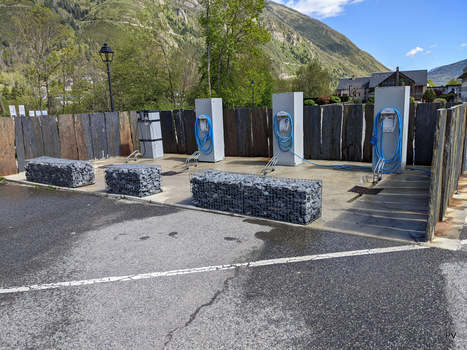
(12, 5), (72, 114)
(2, 86), (10, 100)
(293, 60), (331, 98)
(49, 39), (78, 114)
(447, 78), (461, 85)
(199, 0), (271, 102)
(126, 4), (201, 109)
(427, 79), (435, 87)
(110, 34), (171, 111)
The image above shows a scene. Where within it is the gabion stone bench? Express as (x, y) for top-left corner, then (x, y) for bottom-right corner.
(190, 169), (322, 225)
(105, 164), (162, 197)
(25, 156), (95, 188)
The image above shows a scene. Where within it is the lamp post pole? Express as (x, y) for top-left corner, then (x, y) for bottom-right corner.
(99, 43), (115, 112)
(106, 60), (114, 112)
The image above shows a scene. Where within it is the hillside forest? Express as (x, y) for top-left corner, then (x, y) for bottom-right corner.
(0, 0), (381, 115)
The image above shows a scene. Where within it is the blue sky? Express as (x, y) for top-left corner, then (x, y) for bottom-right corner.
(274, 0), (467, 72)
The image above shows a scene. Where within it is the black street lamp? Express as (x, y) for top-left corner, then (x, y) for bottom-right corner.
(251, 80), (255, 108)
(99, 43), (114, 112)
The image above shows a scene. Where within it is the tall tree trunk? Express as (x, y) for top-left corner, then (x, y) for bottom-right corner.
(160, 43), (176, 108)
(38, 73), (43, 112)
(206, 1), (212, 98)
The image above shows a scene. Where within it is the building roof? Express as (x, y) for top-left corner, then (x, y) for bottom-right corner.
(458, 67), (467, 80)
(337, 77), (370, 90)
(369, 70), (427, 88)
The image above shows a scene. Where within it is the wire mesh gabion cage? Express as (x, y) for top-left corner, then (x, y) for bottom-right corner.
(190, 169), (322, 225)
(25, 156), (95, 188)
(105, 164), (162, 197)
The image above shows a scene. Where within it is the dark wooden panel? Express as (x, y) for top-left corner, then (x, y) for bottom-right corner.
(267, 108), (273, 157)
(251, 108), (269, 157)
(236, 108), (253, 157)
(22, 117), (44, 159)
(440, 109), (452, 220)
(105, 112), (121, 157)
(426, 109), (446, 240)
(342, 104), (363, 162)
(58, 114), (78, 160)
(89, 112), (108, 159)
(321, 104), (343, 160)
(183, 109), (197, 155)
(74, 114), (93, 160)
(160, 110), (177, 154)
(0, 117), (17, 176)
(406, 103), (416, 165)
(14, 117), (26, 171)
(363, 104), (374, 163)
(303, 105), (321, 159)
(40, 115), (60, 158)
(119, 111), (133, 156)
(414, 103), (441, 165)
(129, 111), (139, 154)
(223, 109), (238, 156)
(460, 105), (467, 175)
(173, 109), (186, 154)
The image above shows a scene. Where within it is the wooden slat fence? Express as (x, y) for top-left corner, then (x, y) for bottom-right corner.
(426, 103), (467, 241)
(0, 103), (455, 176)
(0, 112), (133, 175)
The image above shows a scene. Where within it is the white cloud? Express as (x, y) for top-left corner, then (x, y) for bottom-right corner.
(406, 47), (423, 59)
(422, 50), (432, 56)
(461, 43), (467, 48)
(430, 44), (437, 48)
(279, 0), (364, 19)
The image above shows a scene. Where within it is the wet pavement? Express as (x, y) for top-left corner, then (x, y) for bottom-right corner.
(1, 182), (466, 349)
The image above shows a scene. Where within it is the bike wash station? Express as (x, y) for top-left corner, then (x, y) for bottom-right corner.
(21, 87), (416, 226)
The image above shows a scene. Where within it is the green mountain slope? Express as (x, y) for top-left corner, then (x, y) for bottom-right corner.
(428, 59), (467, 86)
(0, 0), (387, 83)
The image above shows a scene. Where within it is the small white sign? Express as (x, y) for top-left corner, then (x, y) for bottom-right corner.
(8, 105), (17, 117)
(42, 110), (47, 116)
(29, 111), (35, 117)
(35, 110), (41, 116)
(18, 105), (26, 117)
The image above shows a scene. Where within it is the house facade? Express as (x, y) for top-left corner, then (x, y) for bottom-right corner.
(337, 68), (428, 101)
(458, 66), (467, 102)
(336, 76), (370, 101)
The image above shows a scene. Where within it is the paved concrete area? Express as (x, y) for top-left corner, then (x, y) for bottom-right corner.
(4, 154), (438, 243)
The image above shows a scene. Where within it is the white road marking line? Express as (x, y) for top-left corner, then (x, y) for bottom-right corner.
(0, 245), (428, 294)
(460, 240), (467, 246)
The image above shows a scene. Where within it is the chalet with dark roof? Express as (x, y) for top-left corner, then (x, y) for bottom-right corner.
(337, 68), (428, 101)
(336, 76), (370, 101)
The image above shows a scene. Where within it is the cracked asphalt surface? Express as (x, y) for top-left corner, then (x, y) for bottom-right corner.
(1, 182), (466, 349)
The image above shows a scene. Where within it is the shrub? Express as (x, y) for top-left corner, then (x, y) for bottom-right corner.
(410, 97), (415, 104)
(329, 96), (341, 104)
(353, 98), (362, 104)
(439, 93), (455, 101)
(421, 89), (436, 102)
(433, 98), (447, 108)
(304, 99), (316, 106)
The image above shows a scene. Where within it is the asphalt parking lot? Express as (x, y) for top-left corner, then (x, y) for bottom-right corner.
(1, 182), (466, 349)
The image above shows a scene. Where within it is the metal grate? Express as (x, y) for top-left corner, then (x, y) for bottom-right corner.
(348, 186), (383, 195)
